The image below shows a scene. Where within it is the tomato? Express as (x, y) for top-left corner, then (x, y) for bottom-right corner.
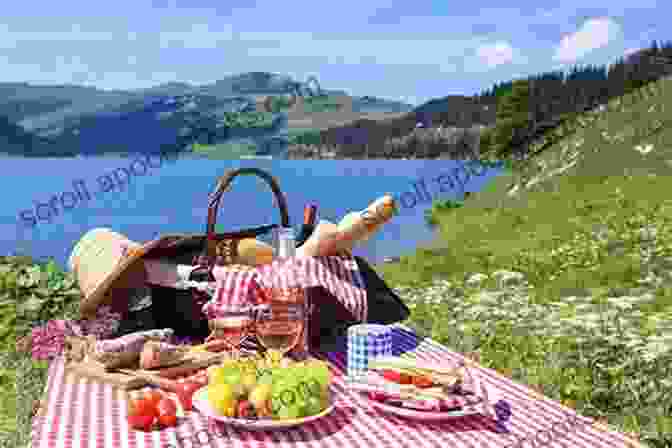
(412, 375), (434, 388)
(143, 390), (164, 409)
(157, 397), (177, 416)
(381, 370), (402, 383)
(157, 413), (177, 428)
(128, 398), (157, 418)
(128, 414), (155, 431)
(175, 382), (201, 411)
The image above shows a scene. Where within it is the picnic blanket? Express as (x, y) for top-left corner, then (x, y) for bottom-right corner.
(31, 325), (640, 448)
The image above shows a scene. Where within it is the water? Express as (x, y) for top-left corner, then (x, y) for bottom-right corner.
(0, 156), (503, 268)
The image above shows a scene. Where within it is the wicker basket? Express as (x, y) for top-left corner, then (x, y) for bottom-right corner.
(197, 168), (313, 356)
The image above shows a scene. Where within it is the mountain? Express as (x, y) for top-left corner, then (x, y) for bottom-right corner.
(286, 41), (672, 159)
(353, 96), (414, 113)
(0, 72), (412, 157)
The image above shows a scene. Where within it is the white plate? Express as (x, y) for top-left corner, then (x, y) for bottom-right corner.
(192, 386), (335, 430)
(369, 399), (484, 421)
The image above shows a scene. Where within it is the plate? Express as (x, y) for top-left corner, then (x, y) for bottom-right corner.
(369, 399), (484, 421)
(192, 386), (335, 430)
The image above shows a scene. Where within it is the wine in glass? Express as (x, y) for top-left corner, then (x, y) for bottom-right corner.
(255, 303), (305, 361)
(208, 308), (253, 357)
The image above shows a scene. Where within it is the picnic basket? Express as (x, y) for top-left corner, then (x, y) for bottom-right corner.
(112, 167), (409, 353)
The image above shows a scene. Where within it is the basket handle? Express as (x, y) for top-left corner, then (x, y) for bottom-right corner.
(205, 168), (290, 259)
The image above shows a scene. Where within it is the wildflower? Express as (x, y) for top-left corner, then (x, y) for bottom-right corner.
(30, 320), (69, 361)
(634, 144), (654, 155)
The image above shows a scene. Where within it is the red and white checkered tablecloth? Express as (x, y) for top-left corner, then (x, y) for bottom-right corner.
(206, 256), (368, 321)
(31, 325), (640, 448)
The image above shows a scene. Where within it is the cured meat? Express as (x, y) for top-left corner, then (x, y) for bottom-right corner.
(139, 341), (187, 370)
(90, 329), (174, 369)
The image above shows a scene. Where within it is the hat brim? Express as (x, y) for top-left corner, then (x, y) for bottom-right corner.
(79, 236), (177, 318)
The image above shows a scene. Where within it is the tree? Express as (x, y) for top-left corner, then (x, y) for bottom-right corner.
(491, 79), (532, 157)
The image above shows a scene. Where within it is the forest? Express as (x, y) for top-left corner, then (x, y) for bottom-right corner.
(293, 40), (672, 159)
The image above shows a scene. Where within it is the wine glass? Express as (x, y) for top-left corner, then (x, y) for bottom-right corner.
(207, 307), (253, 358)
(255, 301), (305, 363)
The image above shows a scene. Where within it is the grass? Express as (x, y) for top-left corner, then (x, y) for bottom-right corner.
(379, 77), (672, 447)
(1, 256), (81, 447)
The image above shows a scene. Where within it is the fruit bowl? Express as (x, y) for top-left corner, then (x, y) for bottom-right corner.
(191, 354), (335, 428)
(192, 387), (335, 429)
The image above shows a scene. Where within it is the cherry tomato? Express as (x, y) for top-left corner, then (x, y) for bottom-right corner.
(157, 397), (178, 416)
(381, 370), (402, 383)
(381, 370), (412, 385)
(127, 414), (155, 431)
(144, 390), (164, 408)
(128, 398), (157, 418)
(412, 375), (434, 388)
(158, 413), (177, 428)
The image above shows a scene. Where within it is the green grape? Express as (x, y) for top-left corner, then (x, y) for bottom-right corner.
(270, 393), (286, 417)
(305, 396), (323, 416)
(258, 373), (273, 385)
(310, 361), (330, 386)
(223, 371), (241, 386)
(278, 404), (302, 420)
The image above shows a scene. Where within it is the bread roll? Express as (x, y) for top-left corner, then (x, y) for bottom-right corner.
(236, 238), (275, 266)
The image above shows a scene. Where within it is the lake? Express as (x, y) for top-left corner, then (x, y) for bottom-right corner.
(1, 156), (503, 268)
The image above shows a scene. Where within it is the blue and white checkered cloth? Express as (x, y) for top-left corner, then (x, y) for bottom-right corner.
(347, 324), (392, 381)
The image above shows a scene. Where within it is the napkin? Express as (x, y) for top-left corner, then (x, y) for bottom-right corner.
(347, 324), (392, 380)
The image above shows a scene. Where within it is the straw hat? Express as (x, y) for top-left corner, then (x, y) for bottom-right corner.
(68, 228), (173, 318)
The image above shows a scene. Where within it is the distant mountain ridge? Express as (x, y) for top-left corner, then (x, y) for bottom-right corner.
(2, 72), (409, 131)
(0, 72), (413, 157)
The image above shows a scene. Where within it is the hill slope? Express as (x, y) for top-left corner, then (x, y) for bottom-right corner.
(379, 77), (672, 446)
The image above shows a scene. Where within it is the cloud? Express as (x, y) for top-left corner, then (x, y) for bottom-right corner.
(624, 47), (641, 57)
(553, 17), (621, 63)
(476, 41), (515, 67)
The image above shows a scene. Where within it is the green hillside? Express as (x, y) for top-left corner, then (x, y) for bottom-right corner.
(380, 77), (672, 446)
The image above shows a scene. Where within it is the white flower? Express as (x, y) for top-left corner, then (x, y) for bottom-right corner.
(466, 273), (488, 287)
(634, 144), (654, 155)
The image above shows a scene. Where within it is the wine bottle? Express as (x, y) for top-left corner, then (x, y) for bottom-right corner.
(296, 204), (317, 247)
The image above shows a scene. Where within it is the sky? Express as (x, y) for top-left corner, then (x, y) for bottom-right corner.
(0, 0), (667, 106)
